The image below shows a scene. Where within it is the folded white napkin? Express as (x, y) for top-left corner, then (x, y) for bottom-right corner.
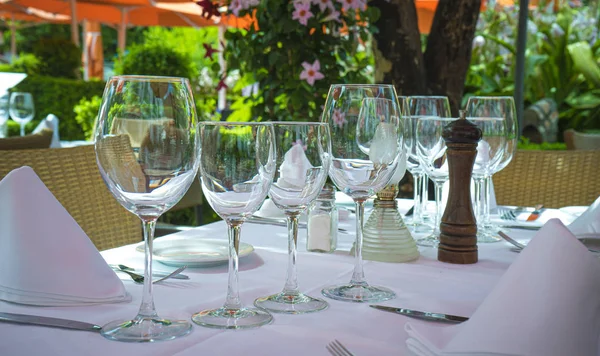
(406, 219), (600, 356)
(568, 195), (600, 236)
(33, 114), (61, 148)
(0, 166), (131, 306)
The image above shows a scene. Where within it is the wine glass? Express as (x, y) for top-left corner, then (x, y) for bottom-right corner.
(254, 122), (331, 314)
(466, 97), (517, 234)
(406, 96), (452, 234)
(95, 75), (198, 342)
(0, 94), (9, 138)
(320, 84), (402, 303)
(193, 122), (276, 329)
(469, 117), (506, 242)
(9, 92), (34, 137)
(415, 117), (457, 247)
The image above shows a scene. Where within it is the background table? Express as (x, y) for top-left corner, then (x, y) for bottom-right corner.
(0, 200), (532, 355)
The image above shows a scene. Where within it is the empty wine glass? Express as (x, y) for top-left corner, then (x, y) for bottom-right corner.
(0, 94), (9, 138)
(254, 122), (331, 314)
(193, 122), (276, 329)
(9, 92), (34, 137)
(466, 97), (517, 233)
(406, 96), (452, 233)
(95, 75), (198, 342)
(469, 117), (506, 242)
(416, 117), (457, 247)
(320, 84), (402, 303)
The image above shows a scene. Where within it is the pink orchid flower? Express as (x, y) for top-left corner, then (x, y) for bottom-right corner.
(333, 109), (347, 128)
(323, 9), (341, 23)
(337, 0), (365, 11)
(292, 2), (314, 26)
(312, 0), (333, 12)
(299, 60), (325, 86)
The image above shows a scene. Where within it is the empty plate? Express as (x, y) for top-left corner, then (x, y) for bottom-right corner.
(136, 237), (254, 267)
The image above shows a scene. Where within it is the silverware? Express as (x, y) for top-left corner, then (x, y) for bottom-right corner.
(246, 215), (349, 234)
(498, 206), (527, 221)
(326, 339), (354, 356)
(526, 204), (544, 221)
(0, 312), (101, 332)
(497, 224), (541, 231)
(499, 231), (600, 253)
(111, 264), (189, 280)
(369, 305), (469, 323)
(111, 265), (188, 284)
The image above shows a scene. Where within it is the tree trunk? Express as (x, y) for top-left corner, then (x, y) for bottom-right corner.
(371, 0), (427, 96)
(424, 0), (481, 115)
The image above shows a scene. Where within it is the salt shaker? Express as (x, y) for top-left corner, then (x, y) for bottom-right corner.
(307, 184), (338, 253)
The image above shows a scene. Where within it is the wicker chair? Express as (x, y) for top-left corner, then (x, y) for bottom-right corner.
(493, 149), (600, 208)
(0, 144), (142, 251)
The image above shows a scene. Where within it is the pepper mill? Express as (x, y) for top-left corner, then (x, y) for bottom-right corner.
(437, 110), (482, 264)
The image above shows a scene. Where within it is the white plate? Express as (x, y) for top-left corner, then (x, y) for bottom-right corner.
(136, 237), (254, 267)
(559, 206), (588, 218)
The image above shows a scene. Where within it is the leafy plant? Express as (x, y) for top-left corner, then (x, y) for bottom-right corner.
(74, 96), (102, 140)
(114, 42), (197, 80)
(222, 0), (379, 122)
(31, 38), (82, 79)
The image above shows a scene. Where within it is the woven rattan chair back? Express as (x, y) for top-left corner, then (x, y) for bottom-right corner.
(0, 144), (142, 251)
(493, 149), (600, 208)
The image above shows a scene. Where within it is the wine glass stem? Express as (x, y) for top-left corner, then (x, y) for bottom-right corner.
(138, 218), (158, 319)
(483, 176), (492, 226)
(473, 177), (483, 226)
(282, 214), (300, 295)
(350, 200), (366, 286)
(412, 172), (423, 224)
(422, 174), (430, 212)
(433, 181), (444, 236)
(19, 123), (25, 137)
(224, 222), (242, 310)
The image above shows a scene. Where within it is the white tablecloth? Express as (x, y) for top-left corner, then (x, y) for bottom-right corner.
(0, 200), (540, 355)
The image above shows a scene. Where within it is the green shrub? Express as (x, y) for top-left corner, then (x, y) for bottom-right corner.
(74, 96), (102, 140)
(114, 42), (197, 80)
(0, 53), (41, 75)
(10, 75), (106, 140)
(32, 38), (81, 79)
(518, 137), (567, 150)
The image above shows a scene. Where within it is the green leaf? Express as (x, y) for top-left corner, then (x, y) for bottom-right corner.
(567, 42), (600, 87)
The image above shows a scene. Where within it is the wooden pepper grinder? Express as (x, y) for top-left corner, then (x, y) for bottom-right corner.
(437, 110), (482, 264)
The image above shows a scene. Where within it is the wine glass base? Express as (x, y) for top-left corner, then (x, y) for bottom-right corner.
(191, 306), (273, 330)
(101, 316), (192, 342)
(321, 283), (395, 303)
(477, 228), (503, 243)
(254, 292), (328, 314)
(415, 234), (439, 248)
(406, 222), (434, 234)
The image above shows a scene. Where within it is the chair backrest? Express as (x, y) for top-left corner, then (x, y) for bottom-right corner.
(0, 129), (53, 150)
(493, 149), (600, 208)
(0, 144), (142, 250)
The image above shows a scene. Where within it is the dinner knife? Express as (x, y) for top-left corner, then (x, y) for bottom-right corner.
(526, 204), (544, 222)
(0, 312), (101, 332)
(369, 305), (469, 324)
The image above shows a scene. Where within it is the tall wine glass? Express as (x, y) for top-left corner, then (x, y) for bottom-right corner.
(95, 76), (198, 342)
(406, 96), (452, 232)
(254, 122), (331, 314)
(416, 117), (457, 247)
(469, 117), (506, 242)
(9, 92), (34, 136)
(320, 84), (402, 303)
(466, 97), (517, 232)
(193, 122), (276, 329)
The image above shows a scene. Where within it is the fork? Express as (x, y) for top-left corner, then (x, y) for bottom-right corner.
(326, 339), (354, 356)
(114, 266), (187, 284)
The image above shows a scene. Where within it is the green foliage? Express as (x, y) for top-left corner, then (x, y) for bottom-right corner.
(518, 136), (567, 150)
(465, 2), (600, 132)
(10, 76), (106, 140)
(5, 54), (41, 75)
(114, 42), (198, 80)
(74, 96), (102, 140)
(224, 0), (378, 122)
(31, 38), (82, 79)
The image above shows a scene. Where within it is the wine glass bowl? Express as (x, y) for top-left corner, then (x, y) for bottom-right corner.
(94, 75), (198, 342)
(192, 122), (276, 329)
(9, 92), (35, 137)
(320, 84), (402, 303)
(254, 122), (331, 314)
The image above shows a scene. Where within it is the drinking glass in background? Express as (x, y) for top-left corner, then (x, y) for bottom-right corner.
(320, 84), (402, 303)
(466, 96), (518, 232)
(468, 117), (506, 242)
(0, 94), (9, 138)
(254, 122), (331, 314)
(193, 122), (276, 329)
(95, 75), (198, 342)
(415, 117), (456, 247)
(9, 92), (34, 137)
(406, 96), (452, 232)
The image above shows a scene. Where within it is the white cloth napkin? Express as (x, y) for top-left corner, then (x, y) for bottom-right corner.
(32, 114), (61, 148)
(278, 143), (314, 189)
(406, 219), (600, 356)
(568, 195), (600, 236)
(0, 166), (131, 306)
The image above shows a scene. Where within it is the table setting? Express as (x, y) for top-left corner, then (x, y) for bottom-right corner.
(1, 77), (600, 355)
